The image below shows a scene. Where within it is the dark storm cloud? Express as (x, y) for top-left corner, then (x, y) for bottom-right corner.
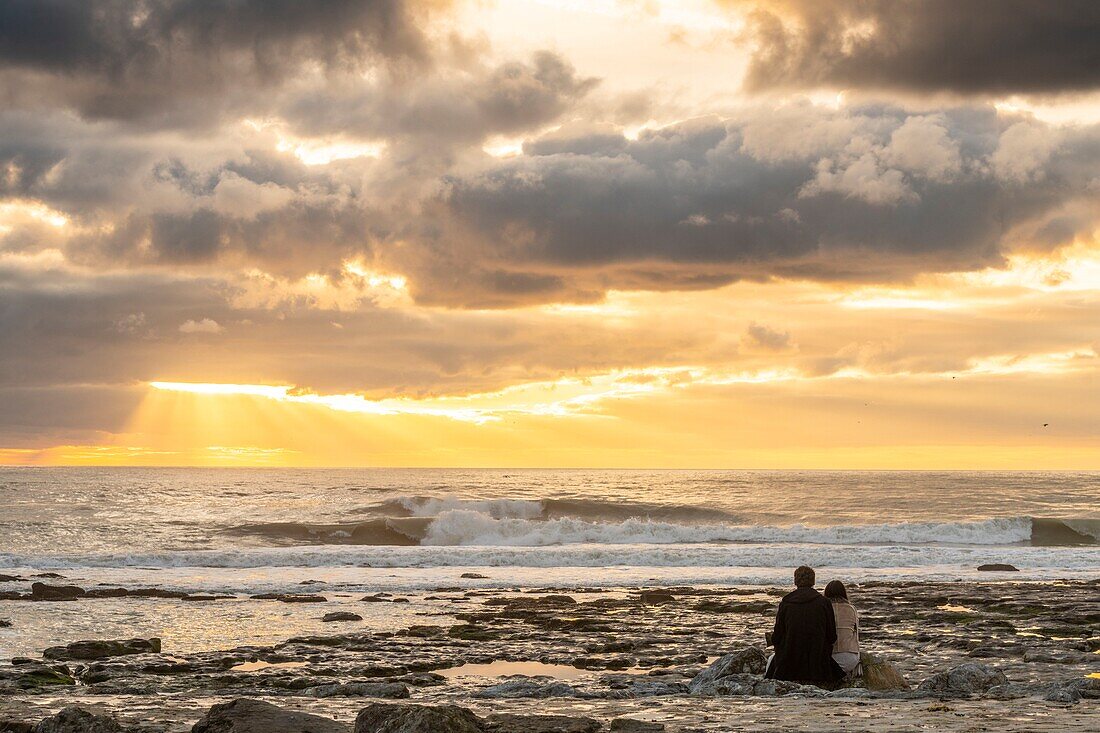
(739, 0), (1100, 95)
(400, 106), (1100, 306)
(283, 51), (597, 146)
(0, 0), (437, 124)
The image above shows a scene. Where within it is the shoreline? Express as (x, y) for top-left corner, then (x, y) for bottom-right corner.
(2, 578), (1097, 730)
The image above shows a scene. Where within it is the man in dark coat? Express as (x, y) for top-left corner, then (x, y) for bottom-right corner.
(765, 565), (844, 684)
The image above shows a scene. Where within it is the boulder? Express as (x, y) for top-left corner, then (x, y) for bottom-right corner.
(0, 574), (23, 582)
(0, 619), (10, 628)
(976, 564), (1019, 572)
(484, 713), (600, 733)
(323, 612), (364, 622)
(43, 637), (161, 661)
(460, 573), (488, 579)
(33, 707), (122, 733)
(688, 648), (768, 693)
(859, 652), (910, 691)
(305, 682), (410, 698)
(191, 698), (346, 733)
(917, 663), (1008, 697)
(29, 583), (85, 601)
(354, 703), (483, 733)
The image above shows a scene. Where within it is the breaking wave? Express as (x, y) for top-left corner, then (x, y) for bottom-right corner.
(223, 509), (1099, 548)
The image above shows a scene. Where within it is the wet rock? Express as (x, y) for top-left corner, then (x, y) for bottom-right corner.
(1023, 649), (1091, 664)
(917, 663), (1008, 697)
(610, 721), (665, 733)
(30, 573), (64, 579)
(474, 678), (577, 698)
(976, 564), (1019, 572)
(33, 707), (122, 733)
(0, 619), (10, 628)
(43, 637), (161, 661)
(694, 600), (772, 614)
(354, 703), (482, 733)
(1044, 686), (1081, 704)
(484, 713), (600, 733)
(401, 626), (444, 638)
(361, 595), (390, 602)
(460, 573), (489, 579)
(250, 593), (327, 603)
(304, 682), (410, 698)
(85, 587), (190, 600)
(448, 624), (499, 641)
(859, 652), (910, 691)
(0, 574), (23, 582)
(637, 590), (675, 605)
(323, 612), (364, 622)
(191, 698), (346, 733)
(688, 648), (768, 693)
(0, 664), (75, 689)
(29, 583), (85, 601)
(620, 680), (686, 697)
(0, 719), (34, 733)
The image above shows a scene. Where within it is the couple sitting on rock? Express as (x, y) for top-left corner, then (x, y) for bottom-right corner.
(765, 565), (859, 685)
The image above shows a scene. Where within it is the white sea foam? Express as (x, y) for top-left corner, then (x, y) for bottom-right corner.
(417, 510), (1037, 547)
(2, 540), (1096, 573)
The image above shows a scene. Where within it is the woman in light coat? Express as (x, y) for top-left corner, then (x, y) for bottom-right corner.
(824, 580), (860, 675)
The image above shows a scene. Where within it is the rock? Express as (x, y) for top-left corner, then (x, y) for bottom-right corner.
(402, 626), (443, 638)
(1044, 686), (1081, 704)
(460, 573), (488, 579)
(484, 713), (600, 733)
(30, 573), (65, 579)
(976, 564), (1019, 572)
(688, 648), (768, 693)
(354, 703), (483, 733)
(474, 678), (577, 698)
(0, 574), (23, 582)
(43, 637), (161, 661)
(917, 663), (1008, 697)
(361, 594), (390, 602)
(610, 720), (665, 733)
(0, 619), (10, 628)
(1023, 649), (1091, 664)
(637, 590), (675, 605)
(0, 664), (75, 689)
(250, 593), (327, 603)
(323, 612), (364, 622)
(859, 652), (910, 691)
(0, 719), (34, 733)
(33, 707), (122, 733)
(29, 583), (85, 601)
(305, 682), (410, 698)
(448, 624), (499, 641)
(694, 600), (772, 614)
(191, 698), (346, 733)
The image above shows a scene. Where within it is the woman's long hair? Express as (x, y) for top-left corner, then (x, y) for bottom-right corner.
(824, 580), (848, 601)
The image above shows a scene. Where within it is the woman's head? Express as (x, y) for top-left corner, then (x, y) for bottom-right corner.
(824, 580), (848, 601)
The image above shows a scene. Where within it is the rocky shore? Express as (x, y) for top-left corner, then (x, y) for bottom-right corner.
(1, 579), (1097, 731)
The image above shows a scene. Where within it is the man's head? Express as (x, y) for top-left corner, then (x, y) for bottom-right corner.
(794, 565), (815, 588)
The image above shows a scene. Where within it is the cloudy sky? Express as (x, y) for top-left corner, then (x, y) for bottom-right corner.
(1, 0), (1098, 467)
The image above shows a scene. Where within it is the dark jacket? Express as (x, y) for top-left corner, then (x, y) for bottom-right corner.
(765, 587), (844, 683)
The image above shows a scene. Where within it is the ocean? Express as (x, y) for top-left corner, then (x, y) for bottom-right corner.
(2, 467), (1098, 658)
(2, 467), (1097, 586)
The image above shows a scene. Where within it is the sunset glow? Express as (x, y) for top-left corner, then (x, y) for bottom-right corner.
(1, 0), (1098, 469)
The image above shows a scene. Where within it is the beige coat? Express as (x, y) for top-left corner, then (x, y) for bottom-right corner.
(831, 600), (860, 654)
